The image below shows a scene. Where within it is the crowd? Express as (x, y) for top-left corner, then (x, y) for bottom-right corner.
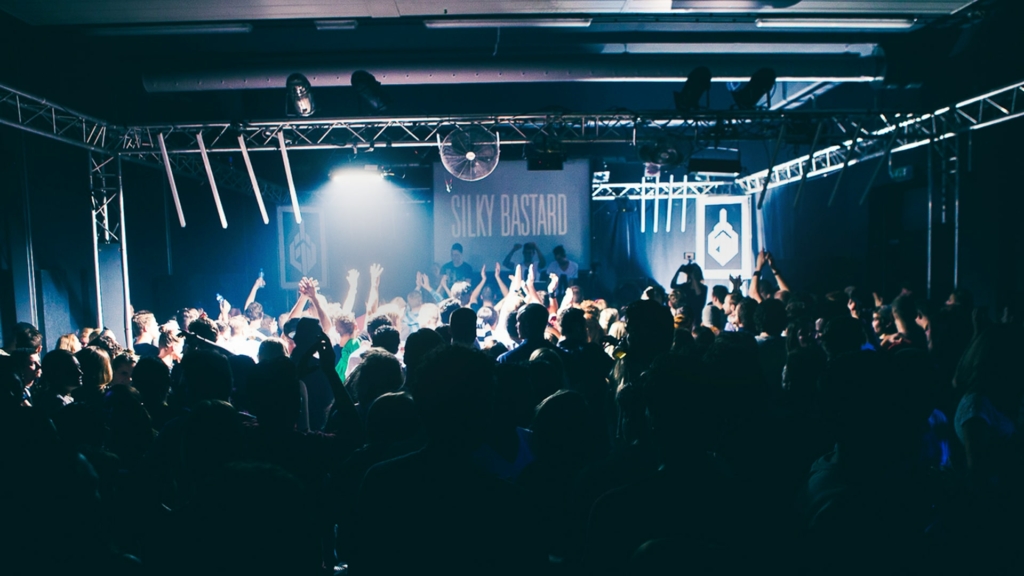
(1, 242), (1022, 575)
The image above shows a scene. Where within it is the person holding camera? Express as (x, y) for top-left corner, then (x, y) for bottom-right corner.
(670, 261), (708, 317)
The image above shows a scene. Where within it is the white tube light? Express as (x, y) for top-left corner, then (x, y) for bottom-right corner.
(424, 18), (592, 29)
(314, 19), (359, 31)
(196, 132), (228, 229)
(157, 133), (186, 228)
(89, 23), (253, 36)
(755, 18), (916, 30)
(277, 131), (302, 224)
(238, 135), (270, 225)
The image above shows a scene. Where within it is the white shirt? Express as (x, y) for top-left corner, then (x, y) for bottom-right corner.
(546, 260), (579, 281)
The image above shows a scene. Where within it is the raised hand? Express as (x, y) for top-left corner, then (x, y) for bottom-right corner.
(765, 251), (776, 270)
(369, 264), (384, 286)
(547, 273), (559, 294)
(219, 296), (232, 315)
(346, 269), (360, 286)
(481, 264), (488, 281)
(560, 290), (574, 311)
(729, 275), (743, 291)
(494, 262), (502, 278)
(300, 277), (319, 298)
(255, 276), (266, 289)
(526, 263), (536, 286)
(756, 250), (768, 270)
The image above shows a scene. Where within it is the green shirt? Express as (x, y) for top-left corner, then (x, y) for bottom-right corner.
(336, 338), (362, 383)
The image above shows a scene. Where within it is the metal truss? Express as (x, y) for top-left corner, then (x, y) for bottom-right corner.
(0, 85), (115, 154)
(88, 153), (132, 340)
(3, 78), (1024, 206)
(592, 179), (730, 200)
(115, 111), (879, 156)
(736, 79), (1024, 194)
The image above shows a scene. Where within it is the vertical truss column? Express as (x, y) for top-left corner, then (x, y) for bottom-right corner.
(927, 134), (961, 299)
(89, 153), (132, 344)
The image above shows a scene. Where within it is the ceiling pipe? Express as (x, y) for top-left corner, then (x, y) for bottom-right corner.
(142, 54), (884, 92)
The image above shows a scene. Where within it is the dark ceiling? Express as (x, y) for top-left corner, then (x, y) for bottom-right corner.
(0, 0), (1016, 127)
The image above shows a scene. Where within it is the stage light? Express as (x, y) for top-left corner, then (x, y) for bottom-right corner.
(674, 66), (712, 112)
(330, 166), (386, 186)
(351, 71), (389, 113)
(689, 148), (742, 177)
(157, 133), (186, 228)
(277, 132), (302, 224)
(639, 138), (683, 169)
(237, 135), (270, 225)
(195, 132), (228, 229)
(286, 73), (315, 117)
(731, 68), (776, 110)
(756, 18), (916, 30)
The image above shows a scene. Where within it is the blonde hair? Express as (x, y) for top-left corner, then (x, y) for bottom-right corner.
(158, 325), (182, 349)
(57, 334), (81, 354)
(417, 303), (440, 330)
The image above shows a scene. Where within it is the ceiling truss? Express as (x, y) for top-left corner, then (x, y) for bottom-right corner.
(2, 78), (1023, 203)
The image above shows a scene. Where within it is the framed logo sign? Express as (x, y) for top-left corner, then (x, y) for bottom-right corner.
(694, 196), (753, 281)
(277, 206), (328, 289)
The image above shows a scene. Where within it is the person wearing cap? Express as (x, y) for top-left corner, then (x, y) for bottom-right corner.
(441, 243), (475, 285)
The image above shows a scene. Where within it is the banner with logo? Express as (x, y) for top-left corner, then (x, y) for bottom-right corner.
(278, 206), (328, 289)
(694, 196), (753, 281)
(433, 159), (591, 271)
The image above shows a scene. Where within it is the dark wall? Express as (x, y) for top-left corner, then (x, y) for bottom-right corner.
(0, 128), (95, 347)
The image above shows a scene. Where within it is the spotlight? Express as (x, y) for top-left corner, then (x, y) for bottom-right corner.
(673, 66), (712, 112)
(351, 70), (389, 113)
(730, 68), (777, 110)
(286, 73), (315, 117)
(688, 149), (743, 178)
(638, 138), (683, 169)
(330, 165), (385, 185)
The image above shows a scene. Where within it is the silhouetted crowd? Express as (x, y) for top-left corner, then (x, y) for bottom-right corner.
(2, 253), (1022, 576)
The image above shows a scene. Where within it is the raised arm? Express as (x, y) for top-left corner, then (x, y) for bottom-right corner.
(305, 333), (363, 449)
(547, 273), (560, 316)
(503, 243), (522, 270)
(728, 274), (744, 299)
(749, 250), (767, 303)
(419, 272), (443, 303)
(766, 252), (790, 294)
(669, 264), (688, 290)
(469, 265), (488, 306)
(244, 275), (266, 311)
(524, 264), (541, 305)
(437, 274), (452, 299)
(493, 262), (509, 297)
(217, 296), (232, 323)
(341, 269), (359, 314)
(302, 278), (332, 332)
(366, 264), (383, 316)
(287, 277), (311, 320)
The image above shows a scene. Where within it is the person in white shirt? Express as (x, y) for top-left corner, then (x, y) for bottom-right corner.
(545, 245), (579, 284)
